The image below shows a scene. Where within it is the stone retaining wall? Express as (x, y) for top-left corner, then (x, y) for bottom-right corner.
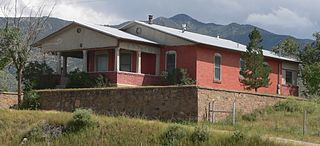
(37, 86), (296, 121)
(0, 92), (18, 109)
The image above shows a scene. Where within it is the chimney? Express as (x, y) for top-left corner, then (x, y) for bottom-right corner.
(182, 24), (187, 33)
(148, 15), (153, 24)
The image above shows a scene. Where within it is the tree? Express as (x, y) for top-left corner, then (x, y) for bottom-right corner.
(0, 1), (54, 105)
(299, 32), (320, 96)
(299, 33), (320, 66)
(240, 28), (271, 92)
(272, 36), (299, 58)
(301, 62), (320, 96)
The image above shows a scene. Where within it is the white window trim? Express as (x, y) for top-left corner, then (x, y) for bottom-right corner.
(214, 53), (222, 81)
(165, 50), (177, 71)
(94, 51), (108, 72)
(282, 69), (297, 86)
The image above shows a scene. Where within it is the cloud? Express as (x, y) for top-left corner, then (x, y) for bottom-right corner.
(1, 0), (320, 39)
(0, 0), (124, 25)
(52, 1), (124, 25)
(246, 7), (314, 29)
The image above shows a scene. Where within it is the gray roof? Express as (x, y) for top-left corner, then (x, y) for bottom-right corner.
(33, 21), (158, 47)
(121, 21), (298, 62)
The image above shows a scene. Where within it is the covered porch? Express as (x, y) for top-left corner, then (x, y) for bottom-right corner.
(32, 21), (162, 87)
(55, 44), (161, 86)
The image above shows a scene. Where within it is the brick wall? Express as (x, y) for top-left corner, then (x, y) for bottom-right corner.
(0, 92), (18, 109)
(37, 86), (295, 121)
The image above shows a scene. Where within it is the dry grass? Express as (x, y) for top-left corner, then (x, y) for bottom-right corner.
(210, 99), (320, 144)
(0, 109), (291, 146)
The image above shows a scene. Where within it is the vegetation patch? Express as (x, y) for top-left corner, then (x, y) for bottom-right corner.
(190, 125), (210, 143)
(160, 125), (188, 145)
(66, 108), (95, 132)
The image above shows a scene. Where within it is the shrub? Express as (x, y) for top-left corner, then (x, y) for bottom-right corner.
(190, 125), (209, 143)
(227, 130), (246, 144)
(160, 125), (188, 145)
(24, 61), (56, 89)
(273, 98), (317, 113)
(19, 90), (40, 110)
(92, 74), (111, 88)
(242, 112), (257, 121)
(67, 109), (94, 132)
(67, 69), (111, 88)
(67, 69), (93, 88)
(161, 68), (195, 85)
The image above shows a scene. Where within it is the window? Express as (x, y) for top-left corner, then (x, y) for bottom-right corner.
(95, 52), (108, 72)
(166, 51), (176, 71)
(286, 71), (293, 84)
(239, 58), (245, 77)
(282, 70), (297, 85)
(214, 53), (222, 81)
(120, 51), (132, 72)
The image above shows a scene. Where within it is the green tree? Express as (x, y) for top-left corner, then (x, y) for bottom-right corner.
(299, 32), (320, 96)
(240, 28), (271, 92)
(272, 36), (299, 57)
(301, 62), (320, 95)
(299, 33), (320, 66)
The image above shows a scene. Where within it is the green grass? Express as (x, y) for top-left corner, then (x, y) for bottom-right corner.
(210, 98), (320, 144)
(0, 110), (290, 146)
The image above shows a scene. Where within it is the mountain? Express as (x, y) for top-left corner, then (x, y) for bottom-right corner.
(153, 14), (312, 50)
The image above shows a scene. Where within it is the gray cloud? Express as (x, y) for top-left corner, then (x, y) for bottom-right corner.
(9, 0), (320, 39)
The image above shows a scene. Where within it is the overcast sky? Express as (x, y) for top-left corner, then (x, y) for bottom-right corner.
(3, 0), (320, 39)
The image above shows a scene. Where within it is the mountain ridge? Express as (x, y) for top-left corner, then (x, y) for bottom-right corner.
(151, 14), (312, 50)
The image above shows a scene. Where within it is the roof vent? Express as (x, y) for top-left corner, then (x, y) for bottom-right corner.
(217, 35), (220, 39)
(148, 15), (153, 24)
(182, 24), (187, 33)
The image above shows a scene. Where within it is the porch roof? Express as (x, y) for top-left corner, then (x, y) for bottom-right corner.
(32, 21), (158, 48)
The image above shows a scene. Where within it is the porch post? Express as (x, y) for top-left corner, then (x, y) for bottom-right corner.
(56, 52), (61, 74)
(136, 51), (141, 73)
(82, 50), (88, 72)
(63, 56), (67, 76)
(155, 54), (160, 75)
(114, 47), (120, 72)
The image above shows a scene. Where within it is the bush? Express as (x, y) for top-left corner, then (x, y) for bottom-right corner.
(67, 109), (94, 132)
(24, 61), (56, 89)
(228, 130), (246, 143)
(67, 69), (93, 88)
(19, 90), (40, 110)
(161, 68), (195, 85)
(273, 98), (317, 113)
(190, 126), (209, 143)
(242, 112), (257, 122)
(67, 69), (111, 88)
(160, 125), (188, 145)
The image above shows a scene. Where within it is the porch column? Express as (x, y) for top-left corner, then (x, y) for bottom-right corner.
(63, 56), (67, 76)
(82, 50), (88, 72)
(114, 47), (120, 72)
(155, 54), (160, 75)
(136, 51), (141, 73)
(56, 52), (61, 74)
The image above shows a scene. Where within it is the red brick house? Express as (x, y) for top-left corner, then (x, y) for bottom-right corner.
(33, 19), (299, 96)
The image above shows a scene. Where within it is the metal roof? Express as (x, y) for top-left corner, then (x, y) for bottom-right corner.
(33, 21), (158, 47)
(121, 21), (298, 62)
